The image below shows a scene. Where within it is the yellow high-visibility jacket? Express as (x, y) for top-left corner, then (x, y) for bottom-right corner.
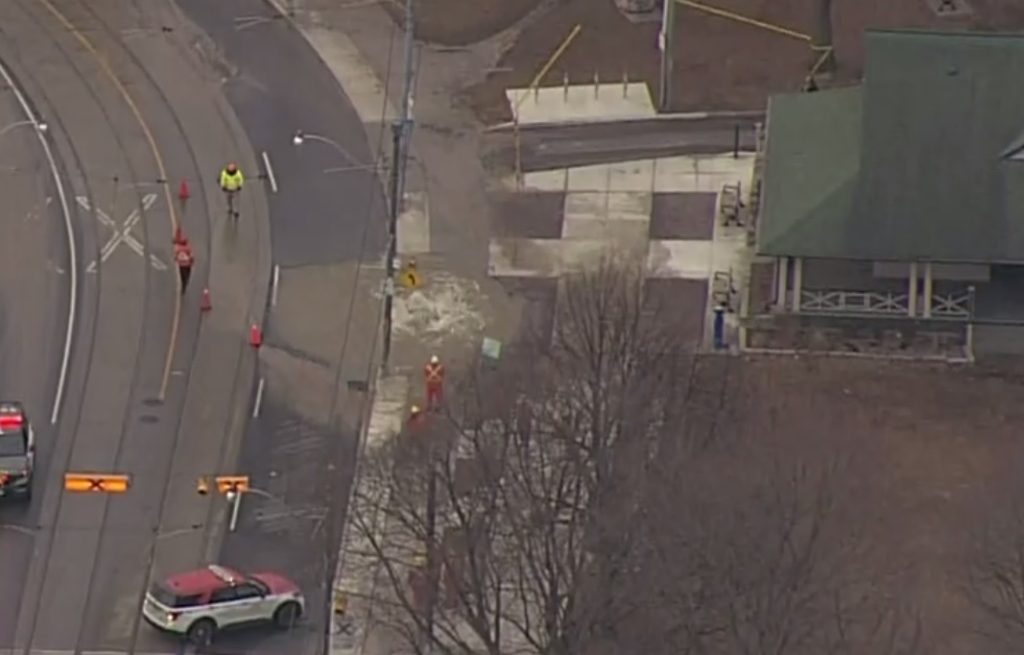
(220, 168), (244, 191)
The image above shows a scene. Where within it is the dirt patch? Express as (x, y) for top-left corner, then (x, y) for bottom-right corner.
(381, 0), (545, 46)
(606, 354), (1024, 654)
(462, 0), (1024, 123)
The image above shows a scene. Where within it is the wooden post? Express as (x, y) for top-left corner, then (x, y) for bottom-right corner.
(907, 261), (918, 317)
(776, 256), (789, 311)
(922, 262), (933, 318)
(791, 257), (803, 312)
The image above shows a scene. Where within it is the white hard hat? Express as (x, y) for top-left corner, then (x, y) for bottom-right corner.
(430, 355), (439, 365)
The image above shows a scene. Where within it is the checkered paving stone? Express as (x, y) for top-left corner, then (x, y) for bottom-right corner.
(496, 277), (560, 343)
(644, 278), (709, 347)
(649, 192), (717, 240)
(492, 191), (566, 238)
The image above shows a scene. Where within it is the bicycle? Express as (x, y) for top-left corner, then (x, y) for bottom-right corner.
(222, 186), (239, 219)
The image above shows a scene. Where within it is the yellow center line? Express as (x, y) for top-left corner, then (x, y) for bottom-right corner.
(36, 0), (183, 401)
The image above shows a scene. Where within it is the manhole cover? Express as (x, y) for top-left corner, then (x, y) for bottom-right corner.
(140, 415), (159, 424)
(347, 379), (368, 392)
(142, 398), (162, 407)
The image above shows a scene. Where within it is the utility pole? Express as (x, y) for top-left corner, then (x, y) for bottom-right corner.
(658, 0), (675, 111)
(383, 0), (417, 371)
(811, 0), (835, 75)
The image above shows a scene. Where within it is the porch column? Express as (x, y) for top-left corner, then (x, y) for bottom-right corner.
(791, 257), (803, 312)
(775, 256), (789, 311)
(907, 261), (918, 317)
(922, 262), (933, 318)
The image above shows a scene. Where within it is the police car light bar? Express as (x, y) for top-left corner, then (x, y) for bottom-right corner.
(0, 414), (24, 428)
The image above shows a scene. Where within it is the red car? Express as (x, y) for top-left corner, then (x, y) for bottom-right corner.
(143, 564), (305, 644)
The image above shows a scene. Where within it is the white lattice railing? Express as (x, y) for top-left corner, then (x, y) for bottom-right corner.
(929, 290), (972, 318)
(800, 290), (909, 315)
(798, 289), (972, 319)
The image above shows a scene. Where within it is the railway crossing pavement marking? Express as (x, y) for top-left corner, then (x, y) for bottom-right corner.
(37, 0), (184, 401)
(76, 195), (166, 271)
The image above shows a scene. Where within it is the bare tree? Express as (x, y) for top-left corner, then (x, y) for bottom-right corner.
(351, 415), (510, 655)
(350, 257), (695, 654)
(351, 257), (930, 655)
(589, 447), (925, 655)
(963, 500), (1024, 652)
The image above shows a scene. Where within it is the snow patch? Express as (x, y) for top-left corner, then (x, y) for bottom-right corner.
(392, 272), (487, 345)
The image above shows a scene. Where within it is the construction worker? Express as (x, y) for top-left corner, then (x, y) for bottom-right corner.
(218, 162), (245, 217)
(424, 355), (444, 411)
(174, 237), (194, 294)
(408, 404), (424, 431)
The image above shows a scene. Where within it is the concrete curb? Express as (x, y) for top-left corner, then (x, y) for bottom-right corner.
(484, 109), (767, 133)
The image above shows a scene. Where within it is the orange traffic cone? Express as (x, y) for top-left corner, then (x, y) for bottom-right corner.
(201, 288), (212, 311)
(249, 323), (262, 347)
(178, 179), (190, 201)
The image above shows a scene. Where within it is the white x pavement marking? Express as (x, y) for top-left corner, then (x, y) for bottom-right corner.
(76, 194), (167, 272)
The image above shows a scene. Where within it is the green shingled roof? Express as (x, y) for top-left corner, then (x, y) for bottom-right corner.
(758, 30), (1024, 263)
(757, 86), (861, 257)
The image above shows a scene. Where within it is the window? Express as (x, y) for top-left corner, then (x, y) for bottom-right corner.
(249, 578), (270, 595)
(209, 587), (238, 603)
(149, 583), (201, 608)
(0, 434), (24, 457)
(233, 583), (263, 601)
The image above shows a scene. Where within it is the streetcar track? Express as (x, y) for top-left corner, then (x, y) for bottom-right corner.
(34, 0), (184, 403)
(9, 0), (267, 652)
(58, 3), (251, 653)
(0, 22), (104, 646)
(155, 0), (275, 566)
(35, 0), (197, 650)
(0, 49), (77, 427)
(4, 1), (160, 652)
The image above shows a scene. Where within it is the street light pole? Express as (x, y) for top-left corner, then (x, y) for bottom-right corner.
(658, 0), (676, 111)
(383, 0), (417, 372)
(0, 120), (47, 141)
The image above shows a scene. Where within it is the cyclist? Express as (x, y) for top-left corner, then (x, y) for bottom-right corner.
(219, 162), (245, 218)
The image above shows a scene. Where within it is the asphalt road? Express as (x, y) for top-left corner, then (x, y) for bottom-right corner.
(0, 0), (185, 649)
(1, 0), (382, 650)
(175, 0), (388, 267)
(485, 115), (763, 171)
(0, 0), (268, 651)
(0, 58), (72, 648)
(173, 1), (385, 653)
